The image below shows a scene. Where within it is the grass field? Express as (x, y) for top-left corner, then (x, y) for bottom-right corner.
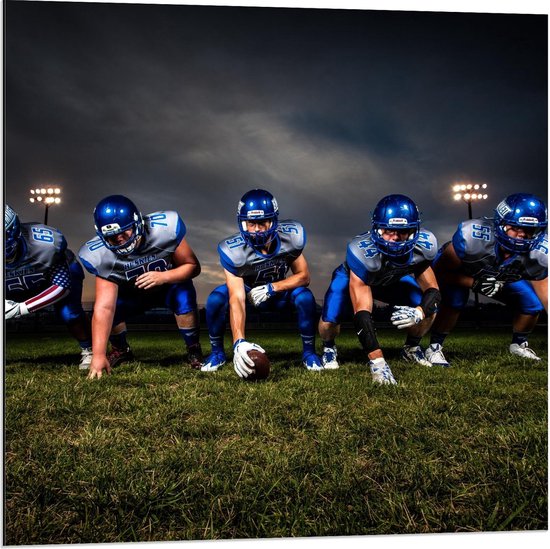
(3, 327), (548, 544)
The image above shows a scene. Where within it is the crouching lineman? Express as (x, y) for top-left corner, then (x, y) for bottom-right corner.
(79, 195), (203, 379)
(318, 194), (441, 385)
(4, 205), (93, 368)
(201, 188), (323, 377)
(426, 193), (548, 366)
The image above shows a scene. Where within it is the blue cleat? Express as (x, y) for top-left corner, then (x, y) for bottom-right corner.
(200, 351), (226, 372)
(302, 352), (324, 371)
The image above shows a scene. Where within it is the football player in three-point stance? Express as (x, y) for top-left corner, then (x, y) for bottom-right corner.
(200, 188), (323, 378)
(426, 193), (548, 366)
(4, 205), (93, 369)
(318, 194), (441, 385)
(79, 195), (203, 379)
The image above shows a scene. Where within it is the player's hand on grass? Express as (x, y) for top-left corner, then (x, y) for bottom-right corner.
(135, 271), (166, 290)
(247, 284), (275, 307)
(390, 305), (424, 329)
(87, 356), (112, 380)
(233, 339), (265, 378)
(5, 299), (29, 320)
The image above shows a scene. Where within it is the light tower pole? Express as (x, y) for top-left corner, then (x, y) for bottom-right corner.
(452, 182), (489, 324)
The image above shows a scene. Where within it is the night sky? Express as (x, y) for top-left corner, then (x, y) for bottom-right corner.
(4, 0), (548, 304)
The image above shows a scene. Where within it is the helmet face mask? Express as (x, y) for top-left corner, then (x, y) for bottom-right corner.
(93, 195), (144, 256)
(5, 205), (22, 263)
(237, 189), (279, 252)
(371, 194), (421, 257)
(494, 193), (547, 254)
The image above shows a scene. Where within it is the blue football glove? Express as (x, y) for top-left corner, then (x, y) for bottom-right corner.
(247, 284), (275, 307)
(390, 306), (424, 329)
(233, 339), (266, 378)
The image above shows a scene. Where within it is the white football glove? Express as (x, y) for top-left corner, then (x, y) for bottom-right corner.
(471, 276), (504, 298)
(5, 299), (29, 320)
(233, 339), (266, 378)
(390, 305), (424, 329)
(247, 284), (275, 307)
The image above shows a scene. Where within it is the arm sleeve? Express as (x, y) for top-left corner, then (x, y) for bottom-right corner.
(23, 261), (72, 313)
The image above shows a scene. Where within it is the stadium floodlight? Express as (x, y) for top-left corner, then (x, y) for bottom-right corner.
(451, 181), (489, 220)
(29, 186), (62, 225)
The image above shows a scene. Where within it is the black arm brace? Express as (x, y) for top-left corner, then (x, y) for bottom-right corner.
(419, 288), (441, 317)
(353, 310), (380, 354)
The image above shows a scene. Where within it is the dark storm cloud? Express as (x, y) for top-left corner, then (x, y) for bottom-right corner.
(5, 1), (547, 302)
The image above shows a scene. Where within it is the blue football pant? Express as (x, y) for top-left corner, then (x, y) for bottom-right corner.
(113, 279), (198, 326)
(440, 279), (544, 315)
(206, 283), (318, 350)
(321, 263), (423, 324)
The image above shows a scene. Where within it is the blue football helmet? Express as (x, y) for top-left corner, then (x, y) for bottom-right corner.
(494, 193), (547, 253)
(371, 194), (421, 257)
(93, 195), (144, 255)
(237, 189), (279, 252)
(5, 204), (22, 262)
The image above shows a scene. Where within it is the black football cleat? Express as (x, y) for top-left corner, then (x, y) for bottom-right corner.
(107, 346), (134, 368)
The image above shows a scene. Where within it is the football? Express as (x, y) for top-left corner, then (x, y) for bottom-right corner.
(246, 349), (271, 381)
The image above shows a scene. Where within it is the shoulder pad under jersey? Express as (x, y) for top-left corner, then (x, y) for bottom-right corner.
(452, 218), (494, 260)
(277, 220), (306, 251)
(346, 231), (382, 280)
(143, 210), (186, 249)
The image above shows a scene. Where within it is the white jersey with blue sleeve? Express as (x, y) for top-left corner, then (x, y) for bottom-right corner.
(451, 218), (547, 281)
(78, 210), (185, 288)
(346, 228), (438, 286)
(217, 220), (305, 288)
(5, 222), (74, 297)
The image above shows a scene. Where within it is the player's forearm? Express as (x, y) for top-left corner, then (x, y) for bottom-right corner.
(91, 307), (115, 357)
(272, 271), (309, 292)
(24, 284), (70, 313)
(229, 297), (247, 343)
(531, 280), (548, 313)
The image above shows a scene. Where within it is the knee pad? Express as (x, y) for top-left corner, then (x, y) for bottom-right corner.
(56, 303), (85, 325)
(353, 310), (380, 354)
(206, 285), (229, 311)
(420, 288), (442, 317)
(291, 286), (316, 311)
(166, 280), (198, 315)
